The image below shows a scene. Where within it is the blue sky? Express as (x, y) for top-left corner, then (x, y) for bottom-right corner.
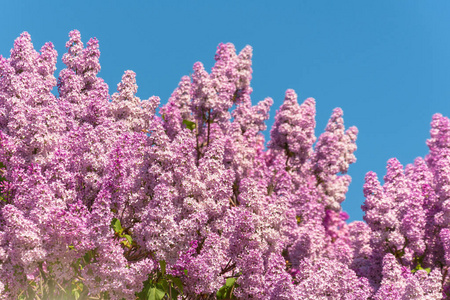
(1, 1), (449, 221)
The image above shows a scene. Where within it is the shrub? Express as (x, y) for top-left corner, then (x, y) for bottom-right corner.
(0, 30), (447, 299)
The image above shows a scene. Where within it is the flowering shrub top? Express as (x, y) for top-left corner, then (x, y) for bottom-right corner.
(0, 30), (447, 299)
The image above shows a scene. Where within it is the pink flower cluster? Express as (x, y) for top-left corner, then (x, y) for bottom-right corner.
(0, 30), (448, 299)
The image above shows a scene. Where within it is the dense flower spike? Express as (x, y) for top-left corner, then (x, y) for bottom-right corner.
(1, 30), (449, 299)
(269, 89), (316, 165)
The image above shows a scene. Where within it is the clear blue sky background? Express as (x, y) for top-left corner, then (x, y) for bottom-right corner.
(1, 1), (449, 222)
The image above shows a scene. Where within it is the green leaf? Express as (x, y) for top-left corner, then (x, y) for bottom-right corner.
(136, 276), (151, 299)
(166, 275), (184, 294)
(136, 279), (167, 300)
(124, 234), (133, 245)
(148, 286), (166, 300)
(217, 277), (237, 299)
(182, 119), (196, 131)
(159, 260), (166, 275)
(171, 277), (183, 293)
(183, 269), (188, 276)
(71, 281), (84, 300)
(159, 280), (168, 292)
(121, 240), (132, 249)
(68, 245), (75, 250)
(216, 285), (228, 299)
(225, 277), (236, 287)
(170, 287), (180, 300)
(72, 289), (80, 300)
(111, 218), (123, 235)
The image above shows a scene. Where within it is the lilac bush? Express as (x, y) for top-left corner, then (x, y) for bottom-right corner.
(0, 30), (448, 299)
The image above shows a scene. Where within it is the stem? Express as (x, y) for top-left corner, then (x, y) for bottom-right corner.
(219, 259), (233, 276)
(219, 262), (236, 275)
(55, 281), (66, 294)
(38, 263), (50, 299)
(229, 284), (235, 299)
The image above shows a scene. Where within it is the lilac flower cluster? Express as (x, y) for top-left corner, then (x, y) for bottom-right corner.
(0, 30), (448, 299)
